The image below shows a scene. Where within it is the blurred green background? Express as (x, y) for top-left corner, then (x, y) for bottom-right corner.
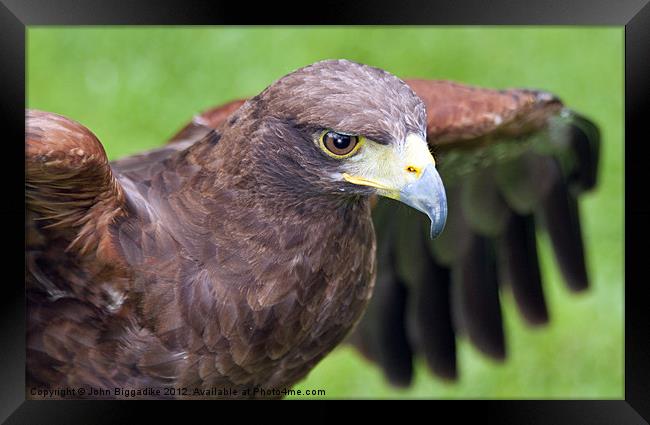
(27, 27), (623, 399)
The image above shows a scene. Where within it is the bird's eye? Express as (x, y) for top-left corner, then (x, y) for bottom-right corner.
(320, 131), (361, 158)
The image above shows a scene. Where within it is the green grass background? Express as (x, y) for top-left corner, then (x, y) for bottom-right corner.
(27, 27), (624, 399)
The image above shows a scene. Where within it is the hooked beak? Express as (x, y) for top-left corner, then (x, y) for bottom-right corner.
(340, 133), (448, 239)
(399, 164), (447, 238)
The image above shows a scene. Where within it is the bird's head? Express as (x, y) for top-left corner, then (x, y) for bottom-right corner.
(226, 59), (447, 238)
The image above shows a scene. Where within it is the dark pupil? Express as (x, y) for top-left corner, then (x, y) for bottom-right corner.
(331, 133), (351, 149)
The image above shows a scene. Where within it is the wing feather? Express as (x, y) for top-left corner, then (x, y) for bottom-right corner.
(406, 79), (563, 146)
(357, 80), (600, 383)
(26, 110), (127, 259)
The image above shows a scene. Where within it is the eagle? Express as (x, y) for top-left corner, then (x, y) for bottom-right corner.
(26, 59), (599, 398)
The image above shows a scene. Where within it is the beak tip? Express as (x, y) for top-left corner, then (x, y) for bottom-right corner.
(397, 164), (449, 239)
(428, 196), (448, 239)
(429, 209), (447, 239)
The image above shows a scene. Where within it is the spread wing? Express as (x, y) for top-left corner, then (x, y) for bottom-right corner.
(170, 80), (600, 386)
(26, 109), (249, 392)
(351, 80), (600, 385)
(26, 110), (135, 387)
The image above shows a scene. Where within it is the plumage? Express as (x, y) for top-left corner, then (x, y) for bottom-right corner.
(498, 213), (548, 325)
(26, 59), (600, 397)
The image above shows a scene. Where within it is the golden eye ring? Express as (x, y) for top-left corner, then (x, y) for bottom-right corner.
(319, 131), (364, 158)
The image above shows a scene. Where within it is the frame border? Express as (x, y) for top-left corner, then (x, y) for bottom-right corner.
(3, 0), (647, 421)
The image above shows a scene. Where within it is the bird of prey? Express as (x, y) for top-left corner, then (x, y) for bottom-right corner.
(25, 59), (599, 398)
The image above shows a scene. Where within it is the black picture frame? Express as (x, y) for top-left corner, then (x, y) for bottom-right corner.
(2, 0), (648, 421)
